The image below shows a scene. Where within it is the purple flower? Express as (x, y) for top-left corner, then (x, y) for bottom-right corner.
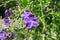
(7, 32), (14, 38)
(5, 8), (12, 16)
(21, 10), (39, 29)
(0, 31), (7, 39)
(44, 6), (49, 11)
(5, 9), (10, 16)
(16, 2), (19, 8)
(4, 17), (10, 27)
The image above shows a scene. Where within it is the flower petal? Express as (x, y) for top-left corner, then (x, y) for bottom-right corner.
(21, 10), (31, 16)
(22, 16), (30, 23)
(32, 21), (39, 27)
(28, 14), (35, 19)
(26, 22), (32, 29)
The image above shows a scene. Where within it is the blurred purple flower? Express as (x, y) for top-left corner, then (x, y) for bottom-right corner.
(4, 17), (10, 27)
(5, 8), (12, 17)
(7, 32), (12, 38)
(44, 6), (49, 11)
(21, 10), (39, 29)
(1, 29), (6, 32)
(16, 2), (19, 8)
(5, 9), (10, 16)
(0, 31), (7, 39)
(7, 32), (14, 39)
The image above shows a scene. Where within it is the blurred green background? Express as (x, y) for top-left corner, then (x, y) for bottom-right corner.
(0, 0), (60, 40)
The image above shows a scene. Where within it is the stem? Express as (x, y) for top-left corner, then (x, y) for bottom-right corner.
(42, 34), (45, 40)
(40, 0), (46, 33)
(41, 8), (45, 33)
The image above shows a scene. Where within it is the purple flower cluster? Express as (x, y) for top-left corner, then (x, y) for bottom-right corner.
(5, 9), (11, 16)
(4, 8), (12, 27)
(0, 32), (7, 40)
(21, 10), (39, 29)
(4, 17), (10, 27)
(0, 29), (14, 40)
(0, 29), (7, 40)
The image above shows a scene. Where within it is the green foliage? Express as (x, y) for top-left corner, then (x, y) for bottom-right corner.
(0, 0), (60, 40)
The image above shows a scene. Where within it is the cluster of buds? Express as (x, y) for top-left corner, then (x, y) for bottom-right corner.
(4, 8), (12, 27)
(0, 29), (14, 40)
